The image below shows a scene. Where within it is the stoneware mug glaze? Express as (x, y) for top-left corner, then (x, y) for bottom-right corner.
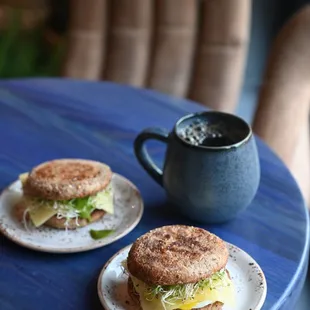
(134, 111), (260, 223)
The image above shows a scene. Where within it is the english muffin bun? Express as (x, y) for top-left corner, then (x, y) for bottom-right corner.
(23, 158), (112, 200)
(127, 278), (223, 310)
(127, 225), (228, 285)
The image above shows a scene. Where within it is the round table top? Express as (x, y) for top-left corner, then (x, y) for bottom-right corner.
(0, 79), (309, 310)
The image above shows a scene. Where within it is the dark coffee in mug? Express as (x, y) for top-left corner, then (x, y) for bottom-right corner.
(176, 112), (250, 148)
(178, 120), (235, 147)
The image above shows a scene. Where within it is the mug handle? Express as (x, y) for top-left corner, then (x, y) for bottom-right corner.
(134, 128), (169, 186)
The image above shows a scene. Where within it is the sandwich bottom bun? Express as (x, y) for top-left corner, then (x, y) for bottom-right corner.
(127, 278), (223, 310)
(44, 209), (105, 229)
(14, 201), (105, 230)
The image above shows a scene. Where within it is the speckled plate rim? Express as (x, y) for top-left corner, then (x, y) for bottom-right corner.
(97, 242), (267, 310)
(0, 173), (144, 254)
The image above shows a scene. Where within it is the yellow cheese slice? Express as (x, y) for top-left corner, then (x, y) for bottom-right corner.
(29, 205), (57, 227)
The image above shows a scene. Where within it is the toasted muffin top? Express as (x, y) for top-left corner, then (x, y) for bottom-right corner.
(23, 159), (112, 200)
(127, 225), (228, 285)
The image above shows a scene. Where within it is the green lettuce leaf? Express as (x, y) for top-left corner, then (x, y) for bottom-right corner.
(71, 197), (95, 221)
(89, 229), (114, 240)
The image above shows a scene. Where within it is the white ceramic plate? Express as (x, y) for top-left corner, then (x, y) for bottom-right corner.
(97, 243), (267, 310)
(0, 173), (143, 253)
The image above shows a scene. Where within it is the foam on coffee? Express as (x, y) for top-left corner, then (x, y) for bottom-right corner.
(178, 120), (235, 147)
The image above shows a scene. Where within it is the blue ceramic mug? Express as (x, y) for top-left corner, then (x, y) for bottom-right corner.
(134, 111), (260, 223)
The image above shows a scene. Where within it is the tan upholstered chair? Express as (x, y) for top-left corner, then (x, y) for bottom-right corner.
(253, 5), (310, 205)
(62, 0), (251, 113)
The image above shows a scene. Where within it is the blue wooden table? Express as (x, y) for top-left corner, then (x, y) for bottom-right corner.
(0, 79), (309, 310)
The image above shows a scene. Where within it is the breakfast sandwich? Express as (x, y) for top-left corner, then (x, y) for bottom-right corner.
(14, 159), (114, 229)
(124, 225), (235, 310)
